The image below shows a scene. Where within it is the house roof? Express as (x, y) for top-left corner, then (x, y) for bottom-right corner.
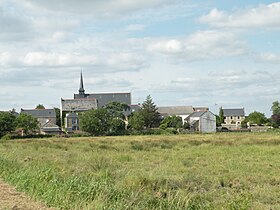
(157, 106), (194, 116)
(188, 111), (207, 118)
(223, 108), (245, 117)
(21, 109), (56, 118)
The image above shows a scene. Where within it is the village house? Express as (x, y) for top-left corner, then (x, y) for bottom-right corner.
(20, 108), (60, 135)
(222, 108), (245, 130)
(185, 110), (216, 133)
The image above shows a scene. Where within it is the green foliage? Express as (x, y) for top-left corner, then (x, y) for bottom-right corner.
(103, 101), (130, 120)
(241, 119), (248, 128)
(218, 107), (224, 126)
(54, 107), (61, 127)
(271, 101), (280, 115)
(139, 95), (161, 128)
(247, 111), (268, 125)
(35, 104), (45, 109)
(16, 113), (39, 135)
(110, 118), (126, 135)
(80, 108), (111, 136)
(129, 111), (145, 130)
(0, 112), (16, 137)
(159, 115), (182, 129)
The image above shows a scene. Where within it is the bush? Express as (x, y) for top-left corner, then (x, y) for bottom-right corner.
(1, 134), (12, 141)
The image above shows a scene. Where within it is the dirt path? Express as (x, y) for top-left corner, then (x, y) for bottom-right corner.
(0, 179), (54, 210)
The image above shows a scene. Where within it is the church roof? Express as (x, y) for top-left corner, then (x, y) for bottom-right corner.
(74, 92), (131, 108)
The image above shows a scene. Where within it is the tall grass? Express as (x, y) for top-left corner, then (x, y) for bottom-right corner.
(0, 133), (279, 209)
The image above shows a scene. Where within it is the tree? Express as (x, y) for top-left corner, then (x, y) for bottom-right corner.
(110, 118), (126, 135)
(271, 101), (280, 115)
(103, 101), (130, 119)
(79, 108), (111, 136)
(54, 107), (61, 127)
(140, 95), (161, 128)
(271, 101), (280, 127)
(129, 111), (145, 130)
(159, 115), (182, 129)
(16, 113), (39, 135)
(0, 112), (16, 137)
(35, 104), (45, 109)
(247, 111), (267, 125)
(218, 107), (224, 126)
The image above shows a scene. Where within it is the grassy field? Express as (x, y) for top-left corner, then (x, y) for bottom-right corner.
(0, 133), (279, 209)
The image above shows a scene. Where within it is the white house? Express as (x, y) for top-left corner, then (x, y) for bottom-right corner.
(185, 110), (216, 133)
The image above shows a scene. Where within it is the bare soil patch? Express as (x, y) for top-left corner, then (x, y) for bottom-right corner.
(0, 179), (53, 210)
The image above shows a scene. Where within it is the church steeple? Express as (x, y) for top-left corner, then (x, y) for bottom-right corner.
(79, 71), (85, 95)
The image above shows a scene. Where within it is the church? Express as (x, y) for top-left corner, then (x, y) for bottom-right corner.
(61, 73), (136, 132)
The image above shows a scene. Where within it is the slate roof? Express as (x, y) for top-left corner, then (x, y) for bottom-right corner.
(74, 92), (131, 108)
(21, 109), (56, 118)
(41, 120), (60, 132)
(223, 108), (245, 117)
(61, 98), (98, 111)
(157, 106), (194, 116)
(188, 111), (207, 118)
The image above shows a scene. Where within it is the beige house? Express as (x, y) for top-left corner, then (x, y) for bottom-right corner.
(222, 108), (245, 129)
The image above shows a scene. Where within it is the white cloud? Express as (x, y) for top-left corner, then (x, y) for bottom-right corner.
(258, 52), (280, 63)
(15, 0), (174, 17)
(148, 30), (247, 60)
(199, 2), (280, 29)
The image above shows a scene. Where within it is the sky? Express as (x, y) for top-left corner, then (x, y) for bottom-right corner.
(0, 0), (280, 116)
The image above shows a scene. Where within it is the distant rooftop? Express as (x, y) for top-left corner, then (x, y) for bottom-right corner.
(21, 109), (56, 118)
(223, 108), (245, 117)
(158, 106), (194, 116)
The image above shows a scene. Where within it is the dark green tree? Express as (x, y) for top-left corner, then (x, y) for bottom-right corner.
(271, 101), (280, 115)
(16, 113), (39, 135)
(79, 108), (111, 136)
(103, 101), (130, 119)
(0, 112), (16, 137)
(140, 95), (161, 128)
(247, 111), (267, 125)
(218, 107), (224, 126)
(271, 101), (280, 127)
(159, 115), (182, 129)
(129, 111), (145, 130)
(54, 107), (61, 127)
(35, 104), (45, 109)
(110, 118), (126, 135)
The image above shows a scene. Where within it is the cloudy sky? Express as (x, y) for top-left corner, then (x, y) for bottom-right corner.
(1, 0), (280, 116)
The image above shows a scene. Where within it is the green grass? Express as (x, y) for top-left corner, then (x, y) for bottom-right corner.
(0, 133), (279, 209)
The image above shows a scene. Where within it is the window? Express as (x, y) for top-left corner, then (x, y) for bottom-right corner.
(237, 116), (240, 119)
(231, 116), (233, 119)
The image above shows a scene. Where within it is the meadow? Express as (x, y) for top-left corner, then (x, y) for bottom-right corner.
(0, 133), (279, 209)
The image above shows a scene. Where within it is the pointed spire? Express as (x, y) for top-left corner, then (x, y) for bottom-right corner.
(79, 71), (85, 95)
